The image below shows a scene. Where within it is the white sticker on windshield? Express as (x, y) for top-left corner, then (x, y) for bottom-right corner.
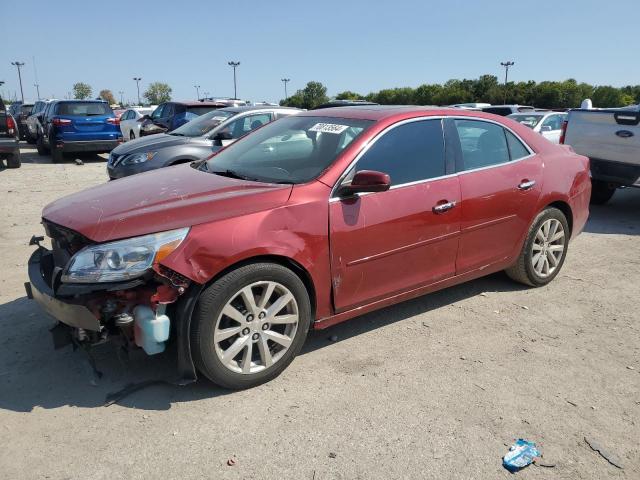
(308, 123), (349, 134)
(210, 116), (228, 122)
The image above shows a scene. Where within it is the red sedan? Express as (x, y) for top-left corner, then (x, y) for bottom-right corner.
(27, 106), (591, 389)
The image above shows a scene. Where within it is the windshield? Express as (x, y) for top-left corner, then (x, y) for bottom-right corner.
(57, 102), (112, 116)
(508, 114), (543, 129)
(171, 110), (235, 137)
(203, 116), (373, 183)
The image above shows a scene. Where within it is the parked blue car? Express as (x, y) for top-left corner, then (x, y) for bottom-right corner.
(36, 100), (123, 162)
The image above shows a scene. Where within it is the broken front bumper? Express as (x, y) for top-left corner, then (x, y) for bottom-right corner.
(26, 248), (101, 330)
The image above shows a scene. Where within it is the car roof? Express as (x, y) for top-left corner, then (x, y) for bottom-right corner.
(171, 101), (228, 107)
(297, 105), (451, 121)
(218, 105), (301, 114)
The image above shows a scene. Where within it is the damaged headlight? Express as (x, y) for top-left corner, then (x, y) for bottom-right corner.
(121, 151), (157, 165)
(61, 228), (189, 283)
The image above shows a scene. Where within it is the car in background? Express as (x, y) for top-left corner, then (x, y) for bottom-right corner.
(27, 106), (591, 389)
(139, 101), (227, 137)
(36, 100), (123, 163)
(450, 102), (491, 110)
(25, 99), (57, 144)
(0, 97), (20, 168)
(562, 103), (640, 204)
(119, 107), (155, 141)
(313, 100), (378, 109)
(482, 105), (535, 116)
(9, 102), (34, 140)
(508, 111), (567, 144)
(107, 106), (301, 179)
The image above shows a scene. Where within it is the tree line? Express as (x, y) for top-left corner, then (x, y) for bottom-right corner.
(281, 76), (640, 110)
(71, 81), (172, 105)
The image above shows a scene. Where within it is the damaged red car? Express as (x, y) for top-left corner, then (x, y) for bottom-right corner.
(26, 106), (591, 389)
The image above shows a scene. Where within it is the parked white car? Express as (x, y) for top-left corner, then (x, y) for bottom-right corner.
(507, 111), (567, 144)
(119, 107), (155, 141)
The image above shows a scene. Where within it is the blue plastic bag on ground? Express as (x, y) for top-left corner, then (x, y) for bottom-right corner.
(503, 439), (540, 472)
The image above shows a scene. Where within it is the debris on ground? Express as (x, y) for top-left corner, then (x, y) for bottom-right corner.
(503, 439), (541, 472)
(329, 335), (338, 342)
(626, 366), (635, 370)
(227, 456), (237, 466)
(533, 458), (556, 468)
(479, 292), (488, 297)
(566, 399), (578, 407)
(584, 437), (624, 469)
(328, 452), (337, 458)
(74, 159), (84, 166)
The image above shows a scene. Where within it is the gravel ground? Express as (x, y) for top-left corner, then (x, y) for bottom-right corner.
(1, 146), (639, 479)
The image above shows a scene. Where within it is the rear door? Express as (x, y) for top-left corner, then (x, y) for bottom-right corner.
(449, 118), (542, 274)
(329, 118), (461, 311)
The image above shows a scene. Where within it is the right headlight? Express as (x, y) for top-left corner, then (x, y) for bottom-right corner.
(121, 151), (157, 165)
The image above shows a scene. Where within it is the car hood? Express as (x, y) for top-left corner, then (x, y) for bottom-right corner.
(43, 164), (293, 242)
(111, 133), (193, 155)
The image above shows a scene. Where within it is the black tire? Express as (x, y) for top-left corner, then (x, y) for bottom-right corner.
(36, 133), (49, 155)
(505, 207), (570, 287)
(590, 180), (616, 205)
(191, 262), (311, 389)
(25, 132), (36, 144)
(129, 130), (135, 140)
(50, 142), (64, 163)
(6, 154), (21, 168)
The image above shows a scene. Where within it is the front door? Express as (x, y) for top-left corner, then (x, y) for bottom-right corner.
(329, 118), (461, 312)
(448, 118), (542, 274)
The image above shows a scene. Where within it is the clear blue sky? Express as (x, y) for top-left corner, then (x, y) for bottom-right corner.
(2, 0), (637, 103)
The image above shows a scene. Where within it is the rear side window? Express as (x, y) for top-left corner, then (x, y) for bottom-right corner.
(505, 131), (530, 160)
(482, 107), (512, 116)
(56, 102), (111, 116)
(355, 119), (445, 186)
(454, 119), (510, 171)
(186, 106), (220, 115)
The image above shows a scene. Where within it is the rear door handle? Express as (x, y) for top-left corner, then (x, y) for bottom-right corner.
(518, 180), (536, 190)
(433, 201), (456, 214)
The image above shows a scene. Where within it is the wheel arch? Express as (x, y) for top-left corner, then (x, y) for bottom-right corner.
(546, 200), (573, 235)
(199, 254), (317, 319)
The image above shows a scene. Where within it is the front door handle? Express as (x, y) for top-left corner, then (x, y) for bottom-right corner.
(433, 201), (456, 214)
(518, 180), (536, 190)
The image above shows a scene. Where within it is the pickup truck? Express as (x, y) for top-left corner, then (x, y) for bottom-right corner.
(0, 97), (21, 168)
(562, 105), (640, 204)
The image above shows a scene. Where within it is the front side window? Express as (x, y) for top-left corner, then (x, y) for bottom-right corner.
(454, 119), (510, 171)
(203, 116), (372, 184)
(151, 104), (165, 119)
(353, 119), (445, 186)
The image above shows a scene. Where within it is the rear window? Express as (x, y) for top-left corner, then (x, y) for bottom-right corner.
(185, 106), (221, 116)
(482, 107), (512, 116)
(56, 102), (112, 116)
(21, 105), (34, 114)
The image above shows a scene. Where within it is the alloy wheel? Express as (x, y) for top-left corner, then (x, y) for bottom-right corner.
(531, 218), (565, 278)
(213, 281), (299, 374)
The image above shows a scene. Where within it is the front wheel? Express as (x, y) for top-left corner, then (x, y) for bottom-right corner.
(129, 130), (135, 140)
(191, 263), (311, 389)
(36, 133), (49, 155)
(506, 207), (569, 287)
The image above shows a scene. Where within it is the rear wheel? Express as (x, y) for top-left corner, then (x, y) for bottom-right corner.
(50, 136), (64, 163)
(6, 154), (21, 168)
(36, 133), (49, 155)
(506, 207), (569, 287)
(191, 263), (311, 389)
(25, 131), (36, 144)
(590, 180), (616, 205)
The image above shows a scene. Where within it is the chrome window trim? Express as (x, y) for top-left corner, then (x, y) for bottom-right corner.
(329, 115), (537, 202)
(330, 116), (447, 199)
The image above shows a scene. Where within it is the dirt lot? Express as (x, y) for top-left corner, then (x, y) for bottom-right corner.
(1, 146), (639, 479)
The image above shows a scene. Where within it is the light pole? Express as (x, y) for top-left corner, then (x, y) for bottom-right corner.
(133, 77), (142, 105)
(194, 84), (201, 100)
(203, 91), (210, 99)
(118, 90), (124, 105)
(11, 61), (25, 103)
(281, 78), (290, 100)
(34, 83), (40, 100)
(228, 61), (240, 99)
(500, 61), (514, 105)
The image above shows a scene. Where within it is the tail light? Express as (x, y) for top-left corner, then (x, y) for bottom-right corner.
(559, 120), (568, 144)
(52, 117), (72, 127)
(107, 117), (120, 125)
(6, 115), (15, 134)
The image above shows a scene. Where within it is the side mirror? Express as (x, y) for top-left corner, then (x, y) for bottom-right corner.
(338, 170), (391, 196)
(214, 131), (233, 141)
(540, 125), (552, 132)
